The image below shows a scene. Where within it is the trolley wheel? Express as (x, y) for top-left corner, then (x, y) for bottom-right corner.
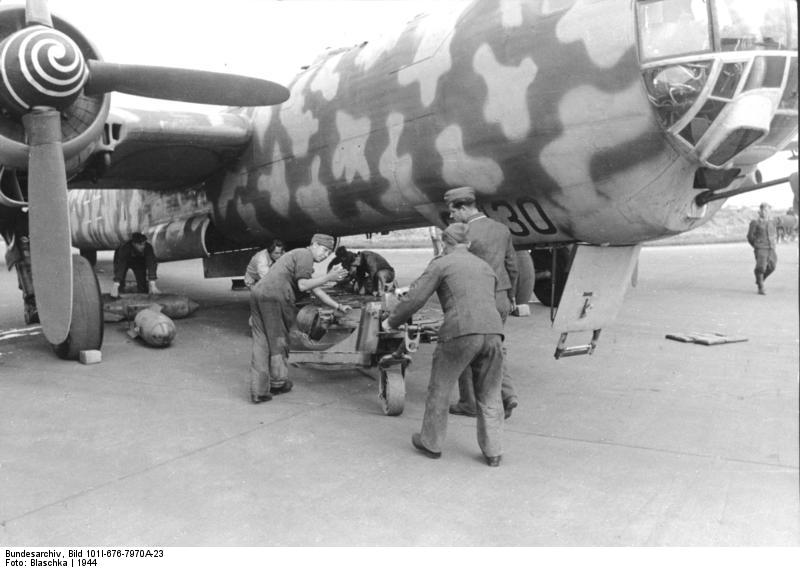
(379, 368), (405, 416)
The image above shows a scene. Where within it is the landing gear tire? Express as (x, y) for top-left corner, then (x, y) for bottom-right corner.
(52, 255), (104, 360)
(532, 246), (572, 307)
(514, 250), (534, 306)
(379, 368), (405, 416)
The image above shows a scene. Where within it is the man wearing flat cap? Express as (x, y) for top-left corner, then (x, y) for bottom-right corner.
(444, 186), (519, 419)
(249, 233), (351, 403)
(384, 223), (505, 466)
(747, 202), (778, 295)
(110, 232), (160, 298)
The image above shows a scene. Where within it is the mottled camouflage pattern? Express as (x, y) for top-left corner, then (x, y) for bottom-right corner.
(69, 187), (211, 261)
(68, 0), (797, 257)
(212, 0), (716, 247)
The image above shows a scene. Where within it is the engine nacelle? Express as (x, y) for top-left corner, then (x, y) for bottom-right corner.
(146, 215), (210, 262)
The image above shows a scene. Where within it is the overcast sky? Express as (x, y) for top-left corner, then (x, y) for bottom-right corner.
(47, 0), (445, 86)
(45, 0), (797, 208)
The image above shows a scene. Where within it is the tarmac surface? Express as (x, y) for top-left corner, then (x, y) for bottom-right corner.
(0, 242), (798, 546)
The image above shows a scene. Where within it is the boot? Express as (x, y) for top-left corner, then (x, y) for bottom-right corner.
(269, 355), (291, 392)
(756, 272), (765, 295)
(14, 252), (38, 323)
(250, 371), (271, 403)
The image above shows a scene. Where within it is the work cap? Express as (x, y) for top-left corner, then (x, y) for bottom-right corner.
(442, 223), (469, 245)
(311, 233), (335, 250)
(443, 186), (476, 204)
(131, 232), (147, 243)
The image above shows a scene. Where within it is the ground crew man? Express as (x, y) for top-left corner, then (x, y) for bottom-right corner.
(327, 246), (359, 292)
(351, 250), (396, 295)
(0, 207), (38, 324)
(111, 232), (160, 297)
(249, 233), (351, 403)
(747, 202), (778, 295)
(244, 239), (286, 288)
(327, 246), (357, 273)
(384, 223), (504, 466)
(444, 186), (519, 419)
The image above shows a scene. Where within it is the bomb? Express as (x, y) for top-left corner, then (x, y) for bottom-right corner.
(127, 304), (177, 347)
(103, 293), (199, 322)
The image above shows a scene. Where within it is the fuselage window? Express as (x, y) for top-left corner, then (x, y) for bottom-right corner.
(638, 0), (711, 61)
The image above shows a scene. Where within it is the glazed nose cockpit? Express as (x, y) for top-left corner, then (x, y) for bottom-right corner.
(636, 0), (798, 179)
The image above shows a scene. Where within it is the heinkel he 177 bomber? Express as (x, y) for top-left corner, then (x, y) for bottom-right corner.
(0, 0), (797, 359)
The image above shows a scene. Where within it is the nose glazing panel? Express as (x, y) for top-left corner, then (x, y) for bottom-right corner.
(643, 61), (713, 128)
(636, 0), (798, 169)
(744, 56), (787, 90)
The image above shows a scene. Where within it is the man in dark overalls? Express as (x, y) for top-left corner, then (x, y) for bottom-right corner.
(111, 232), (160, 297)
(248, 234), (350, 403)
(351, 250), (396, 295)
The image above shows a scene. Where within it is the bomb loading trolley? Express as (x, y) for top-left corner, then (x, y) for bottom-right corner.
(287, 289), (440, 416)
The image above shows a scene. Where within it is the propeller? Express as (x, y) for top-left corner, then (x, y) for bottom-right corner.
(23, 108), (72, 343)
(84, 62), (290, 107)
(25, 0), (52, 27)
(0, 0), (290, 346)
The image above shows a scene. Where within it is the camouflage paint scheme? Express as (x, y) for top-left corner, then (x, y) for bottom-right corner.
(66, 0), (798, 261)
(69, 186), (212, 260)
(216, 0), (697, 247)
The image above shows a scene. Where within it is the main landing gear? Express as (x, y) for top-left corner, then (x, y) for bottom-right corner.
(51, 255), (104, 360)
(532, 246), (572, 307)
(514, 246), (573, 308)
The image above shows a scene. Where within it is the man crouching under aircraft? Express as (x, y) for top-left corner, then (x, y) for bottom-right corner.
(110, 232), (160, 297)
(382, 223), (505, 467)
(249, 233), (351, 403)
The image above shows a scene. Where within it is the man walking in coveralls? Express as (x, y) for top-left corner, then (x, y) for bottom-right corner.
(384, 223), (505, 466)
(444, 186), (519, 419)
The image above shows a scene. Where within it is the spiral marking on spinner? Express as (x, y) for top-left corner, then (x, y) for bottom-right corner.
(1, 25), (87, 110)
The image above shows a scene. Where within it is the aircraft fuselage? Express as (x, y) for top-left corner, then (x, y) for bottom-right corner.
(64, 0), (798, 256)
(209, 0), (796, 248)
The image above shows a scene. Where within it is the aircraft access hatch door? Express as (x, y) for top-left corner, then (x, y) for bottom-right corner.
(550, 244), (641, 359)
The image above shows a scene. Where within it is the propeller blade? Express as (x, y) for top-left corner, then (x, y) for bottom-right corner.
(85, 61), (290, 107)
(25, 0), (53, 27)
(22, 108), (73, 345)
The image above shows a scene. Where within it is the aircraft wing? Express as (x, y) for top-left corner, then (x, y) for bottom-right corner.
(68, 108), (253, 191)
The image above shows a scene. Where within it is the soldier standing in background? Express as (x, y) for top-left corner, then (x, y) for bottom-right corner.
(747, 202), (778, 295)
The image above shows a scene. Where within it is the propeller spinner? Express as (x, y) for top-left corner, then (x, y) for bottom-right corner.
(0, 0), (290, 355)
(0, 24), (87, 115)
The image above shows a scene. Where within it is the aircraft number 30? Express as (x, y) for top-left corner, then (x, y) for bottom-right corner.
(484, 198), (557, 236)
